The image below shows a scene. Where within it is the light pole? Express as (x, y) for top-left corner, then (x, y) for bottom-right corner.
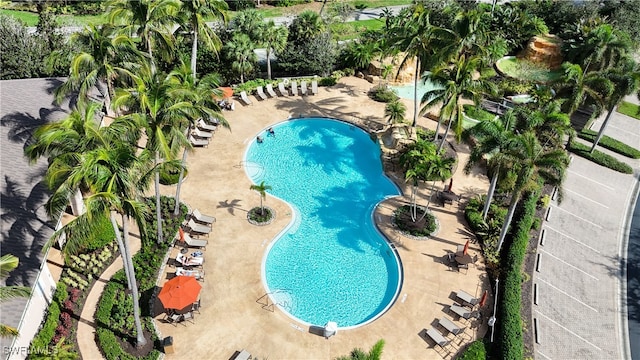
(489, 278), (499, 342)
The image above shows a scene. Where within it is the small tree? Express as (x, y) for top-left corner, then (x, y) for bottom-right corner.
(384, 100), (407, 124)
(250, 181), (272, 216)
(0, 255), (31, 337)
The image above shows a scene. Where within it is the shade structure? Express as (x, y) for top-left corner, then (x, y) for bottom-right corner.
(448, 178), (453, 192)
(158, 276), (202, 310)
(463, 240), (470, 256)
(213, 87), (234, 100)
(478, 290), (488, 307)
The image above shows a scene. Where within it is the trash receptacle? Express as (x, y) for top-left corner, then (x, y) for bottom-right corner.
(163, 336), (174, 354)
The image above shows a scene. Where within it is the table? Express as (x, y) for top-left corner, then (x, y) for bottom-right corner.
(439, 190), (459, 205)
(455, 253), (473, 265)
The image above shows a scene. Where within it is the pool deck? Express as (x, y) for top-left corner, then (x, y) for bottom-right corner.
(154, 76), (492, 359)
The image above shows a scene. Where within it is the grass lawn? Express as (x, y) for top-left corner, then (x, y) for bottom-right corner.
(330, 18), (384, 41)
(496, 57), (563, 83)
(0, 9), (39, 26)
(617, 101), (640, 120)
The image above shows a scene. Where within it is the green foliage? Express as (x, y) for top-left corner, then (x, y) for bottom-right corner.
(248, 207), (273, 223)
(0, 14), (45, 79)
(234, 78), (274, 95)
(277, 32), (337, 77)
(617, 101), (640, 120)
(30, 301), (60, 351)
(159, 162), (188, 185)
(393, 205), (437, 237)
(496, 57), (563, 83)
(319, 77), (338, 86)
(463, 105), (497, 122)
(567, 141), (633, 174)
(458, 340), (487, 360)
(275, 0), (311, 6)
(81, 214), (116, 252)
(368, 85), (399, 103)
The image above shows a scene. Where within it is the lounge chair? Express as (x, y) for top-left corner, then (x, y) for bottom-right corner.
(191, 208), (215, 225)
(182, 233), (208, 248)
(291, 81), (298, 96)
(278, 82), (288, 96)
(187, 219), (211, 236)
(239, 91), (252, 105)
(266, 84), (277, 97)
(192, 128), (213, 139)
(256, 86), (267, 100)
(438, 317), (465, 336)
(300, 81), (308, 95)
(234, 350), (251, 360)
(311, 80), (318, 95)
(197, 119), (217, 132)
(455, 290), (478, 306)
(425, 327), (449, 348)
(189, 135), (209, 147)
(176, 267), (205, 281)
(449, 303), (475, 320)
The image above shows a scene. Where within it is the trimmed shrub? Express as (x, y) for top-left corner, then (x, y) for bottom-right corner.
(394, 205), (437, 237)
(458, 340), (487, 360)
(578, 129), (640, 159)
(368, 85), (399, 103)
(567, 141), (633, 174)
(319, 77), (337, 86)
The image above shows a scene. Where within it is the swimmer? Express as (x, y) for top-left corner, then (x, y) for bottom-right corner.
(268, 127), (275, 136)
(257, 135), (263, 143)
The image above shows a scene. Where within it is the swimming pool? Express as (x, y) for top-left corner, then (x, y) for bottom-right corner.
(391, 74), (442, 102)
(244, 118), (402, 329)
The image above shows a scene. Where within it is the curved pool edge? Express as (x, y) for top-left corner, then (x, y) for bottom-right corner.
(244, 117), (406, 330)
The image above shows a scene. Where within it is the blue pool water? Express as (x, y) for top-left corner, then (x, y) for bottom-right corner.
(244, 118), (402, 328)
(390, 74), (442, 102)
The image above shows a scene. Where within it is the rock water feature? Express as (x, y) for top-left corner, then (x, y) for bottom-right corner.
(518, 34), (563, 69)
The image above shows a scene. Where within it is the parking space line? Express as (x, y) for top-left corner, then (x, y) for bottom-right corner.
(538, 249), (599, 281)
(536, 277), (598, 312)
(565, 188), (609, 209)
(535, 310), (602, 351)
(551, 205), (602, 229)
(537, 350), (552, 360)
(609, 124), (640, 137)
(544, 226), (601, 254)
(567, 170), (615, 191)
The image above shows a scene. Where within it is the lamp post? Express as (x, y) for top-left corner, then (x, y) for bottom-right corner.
(489, 278), (499, 342)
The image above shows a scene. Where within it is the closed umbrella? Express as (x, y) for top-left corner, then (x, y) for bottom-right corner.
(463, 240), (470, 256)
(158, 276), (202, 310)
(448, 178), (453, 192)
(478, 290), (488, 307)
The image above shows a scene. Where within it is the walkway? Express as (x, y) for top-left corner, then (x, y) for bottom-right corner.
(532, 103), (640, 359)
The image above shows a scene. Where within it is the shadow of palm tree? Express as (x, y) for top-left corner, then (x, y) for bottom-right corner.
(216, 199), (245, 215)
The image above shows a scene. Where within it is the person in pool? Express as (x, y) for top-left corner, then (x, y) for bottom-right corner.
(257, 135), (263, 143)
(267, 127), (275, 136)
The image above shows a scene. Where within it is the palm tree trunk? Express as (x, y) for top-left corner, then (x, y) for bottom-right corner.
(70, 189), (85, 216)
(155, 151), (164, 244)
(109, 211), (131, 291)
(412, 58), (420, 129)
(266, 49), (272, 80)
(191, 26), (198, 80)
(121, 214), (147, 348)
(496, 189), (521, 252)
(410, 184), (417, 222)
(148, 38), (156, 75)
(417, 181), (437, 221)
(260, 195), (264, 216)
(589, 105), (615, 153)
(482, 172), (498, 221)
(437, 113), (454, 152)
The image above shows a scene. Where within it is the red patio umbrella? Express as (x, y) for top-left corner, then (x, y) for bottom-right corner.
(158, 276), (202, 310)
(478, 290), (488, 307)
(213, 87), (234, 100)
(463, 240), (470, 256)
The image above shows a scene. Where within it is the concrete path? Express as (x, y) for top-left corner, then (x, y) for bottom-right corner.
(532, 107), (640, 359)
(76, 228), (141, 360)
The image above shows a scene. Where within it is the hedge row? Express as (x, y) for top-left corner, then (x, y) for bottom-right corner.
(498, 188), (540, 360)
(29, 283), (67, 352)
(567, 141), (633, 174)
(458, 340), (487, 360)
(578, 129), (640, 159)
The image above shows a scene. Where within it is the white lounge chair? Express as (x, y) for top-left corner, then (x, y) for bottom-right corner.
(176, 267), (205, 281)
(181, 232), (208, 248)
(300, 81), (308, 95)
(191, 208), (215, 225)
(291, 81), (298, 96)
(187, 219), (211, 236)
(239, 91), (252, 105)
(189, 135), (209, 147)
(192, 128), (213, 139)
(438, 317), (465, 336)
(256, 86), (267, 100)
(311, 80), (318, 95)
(425, 327), (449, 348)
(278, 82), (288, 96)
(197, 119), (217, 132)
(266, 84), (277, 97)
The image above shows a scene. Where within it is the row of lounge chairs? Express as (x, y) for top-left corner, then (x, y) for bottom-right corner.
(238, 79), (319, 105)
(176, 208), (216, 249)
(189, 118), (219, 147)
(423, 289), (482, 351)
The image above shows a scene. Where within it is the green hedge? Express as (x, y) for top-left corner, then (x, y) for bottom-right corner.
(29, 282), (68, 351)
(82, 214), (115, 252)
(567, 141), (633, 174)
(578, 129), (640, 159)
(458, 340), (487, 360)
(498, 189), (540, 360)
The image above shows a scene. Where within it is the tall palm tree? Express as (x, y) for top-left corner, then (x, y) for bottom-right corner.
(262, 21), (288, 80)
(250, 181), (272, 216)
(288, 10), (325, 45)
(423, 152), (455, 213)
(0, 255), (31, 337)
(495, 131), (569, 252)
(555, 62), (612, 116)
(225, 33), (257, 83)
(567, 23), (632, 72)
(107, 0), (180, 73)
(179, 0), (228, 80)
(232, 8), (264, 44)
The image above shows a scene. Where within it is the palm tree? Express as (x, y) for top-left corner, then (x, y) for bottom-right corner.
(495, 131), (569, 252)
(336, 339), (385, 360)
(0, 255), (31, 337)
(54, 23), (139, 110)
(288, 10), (325, 45)
(555, 62), (612, 116)
(261, 20), (288, 80)
(30, 337), (78, 360)
(179, 0), (228, 80)
(567, 23), (632, 72)
(250, 181), (272, 216)
(232, 9), (264, 44)
(590, 60), (640, 153)
(384, 100), (407, 124)
(225, 33), (257, 83)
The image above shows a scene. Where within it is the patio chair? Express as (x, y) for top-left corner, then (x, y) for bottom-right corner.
(311, 80), (318, 95)
(425, 327), (449, 348)
(189, 135), (209, 147)
(197, 119), (217, 132)
(457, 263), (469, 274)
(291, 80), (298, 96)
(192, 127), (213, 139)
(182, 311), (195, 325)
(278, 82), (288, 96)
(266, 84), (277, 97)
(438, 317), (465, 336)
(186, 219), (211, 236)
(165, 312), (183, 327)
(256, 86), (267, 100)
(449, 303), (476, 320)
(239, 91), (252, 105)
(191, 208), (215, 225)
(192, 299), (201, 314)
(455, 290), (478, 306)
(300, 81), (308, 95)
